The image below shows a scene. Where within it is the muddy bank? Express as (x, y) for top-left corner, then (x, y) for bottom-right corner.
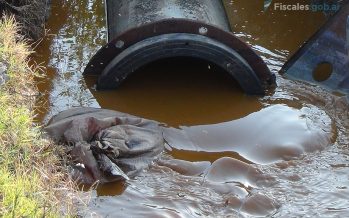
(0, 0), (51, 39)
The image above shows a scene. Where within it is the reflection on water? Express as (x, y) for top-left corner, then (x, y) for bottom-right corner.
(34, 0), (105, 121)
(164, 104), (334, 164)
(224, 0), (327, 54)
(33, 0), (349, 217)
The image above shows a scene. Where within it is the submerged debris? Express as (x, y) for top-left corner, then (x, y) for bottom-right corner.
(44, 107), (164, 185)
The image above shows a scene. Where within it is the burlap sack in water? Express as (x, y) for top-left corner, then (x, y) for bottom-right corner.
(44, 107), (164, 185)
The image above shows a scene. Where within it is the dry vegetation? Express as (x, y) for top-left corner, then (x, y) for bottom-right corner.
(0, 16), (80, 217)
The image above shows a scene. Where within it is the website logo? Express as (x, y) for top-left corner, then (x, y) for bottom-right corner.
(263, 0), (340, 12)
(264, 0), (273, 11)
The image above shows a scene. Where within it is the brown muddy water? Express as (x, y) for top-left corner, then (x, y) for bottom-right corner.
(33, 0), (349, 217)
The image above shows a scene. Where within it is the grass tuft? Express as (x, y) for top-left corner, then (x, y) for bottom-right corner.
(0, 16), (80, 217)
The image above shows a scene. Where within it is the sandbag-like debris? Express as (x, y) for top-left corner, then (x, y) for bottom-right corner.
(44, 107), (164, 185)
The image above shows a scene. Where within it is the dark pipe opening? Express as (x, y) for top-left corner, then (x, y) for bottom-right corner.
(85, 56), (263, 126)
(84, 0), (276, 95)
(123, 57), (243, 91)
(96, 33), (268, 95)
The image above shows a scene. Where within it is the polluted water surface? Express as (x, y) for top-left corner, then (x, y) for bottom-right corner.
(33, 0), (349, 217)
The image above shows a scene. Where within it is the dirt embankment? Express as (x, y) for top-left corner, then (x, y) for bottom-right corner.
(0, 0), (51, 40)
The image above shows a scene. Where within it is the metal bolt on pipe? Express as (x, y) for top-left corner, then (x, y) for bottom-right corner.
(84, 0), (276, 95)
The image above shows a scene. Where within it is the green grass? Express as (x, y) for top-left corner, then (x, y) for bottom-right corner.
(0, 16), (77, 217)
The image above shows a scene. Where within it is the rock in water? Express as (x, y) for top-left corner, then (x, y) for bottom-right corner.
(44, 107), (164, 185)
